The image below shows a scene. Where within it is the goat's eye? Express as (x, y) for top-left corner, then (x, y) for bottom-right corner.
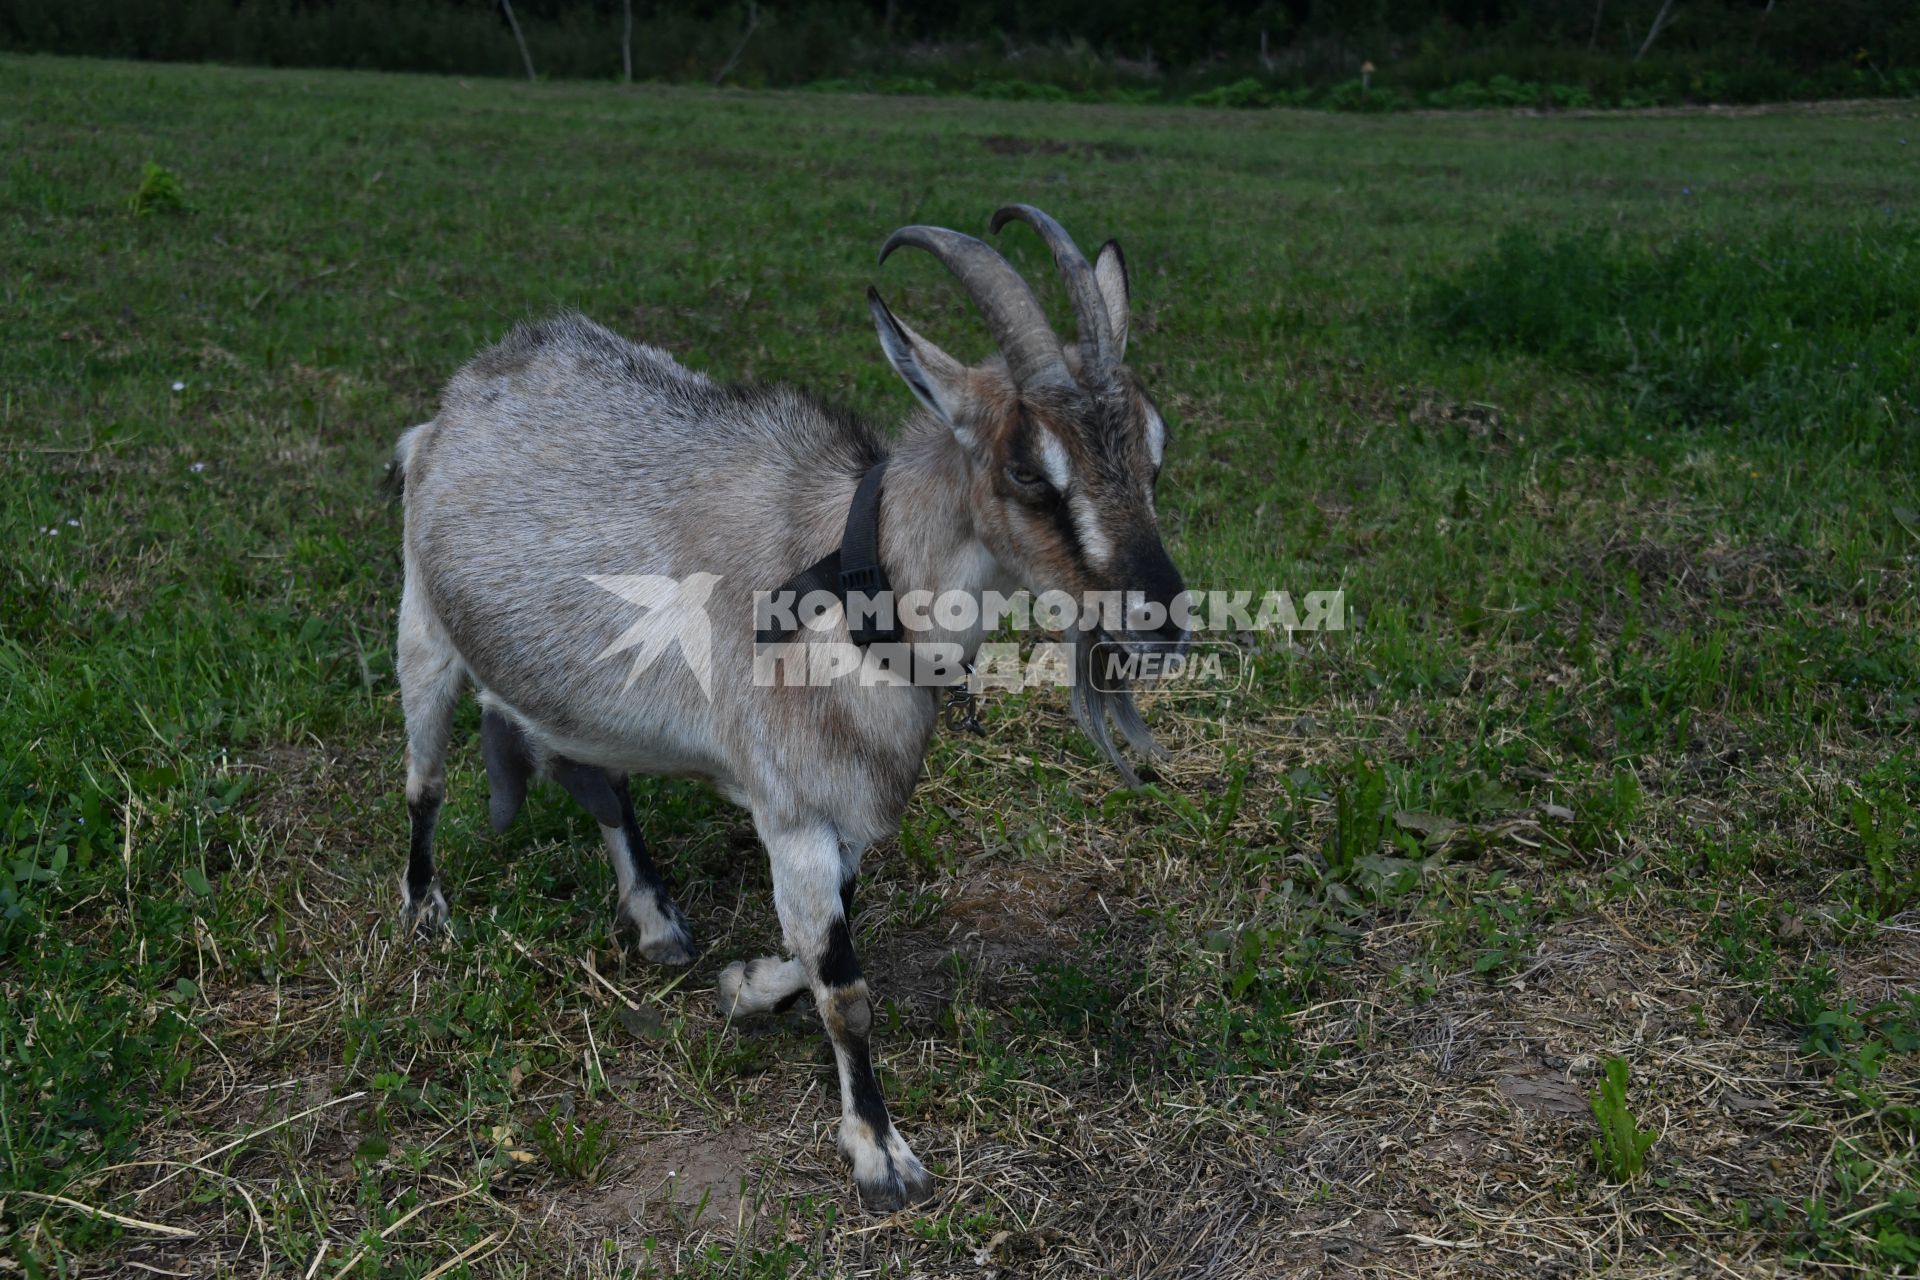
(1007, 464), (1048, 490)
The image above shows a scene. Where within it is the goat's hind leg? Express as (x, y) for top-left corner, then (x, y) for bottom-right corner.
(396, 580), (462, 934)
(759, 817), (933, 1211)
(605, 775), (696, 964)
(548, 760), (696, 964)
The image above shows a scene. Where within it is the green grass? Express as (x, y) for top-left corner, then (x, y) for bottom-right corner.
(1417, 222), (1920, 448)
(1589, 1058), (1658, 1183)
(3, 53), (1918, 1277)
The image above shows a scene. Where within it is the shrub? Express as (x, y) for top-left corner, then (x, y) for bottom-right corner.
(1545, 82), (1594, 109)
(873, 74), (937, 96)
(970, 78), (1072, 101)
(1323, 79), (1411, 112)
(127, 160), (186, 216)
(1188, 76), (1269, 109)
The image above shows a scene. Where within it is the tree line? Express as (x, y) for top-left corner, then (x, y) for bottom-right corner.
(6, 0), (1916, 103)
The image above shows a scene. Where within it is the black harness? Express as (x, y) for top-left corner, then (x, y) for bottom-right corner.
(756, 460), (983, 734)
(756, 459), (900, 648)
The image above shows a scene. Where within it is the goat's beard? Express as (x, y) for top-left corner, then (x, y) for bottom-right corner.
(1065, 624), (1167, 789)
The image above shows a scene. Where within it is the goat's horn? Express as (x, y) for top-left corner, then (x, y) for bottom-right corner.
(879, 225), (1070, 389)
(989, 204), (1114, 376)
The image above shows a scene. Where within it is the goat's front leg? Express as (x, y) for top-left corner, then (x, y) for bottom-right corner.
(757, 819), (933, 1211)
(718, 877), (854, 1017)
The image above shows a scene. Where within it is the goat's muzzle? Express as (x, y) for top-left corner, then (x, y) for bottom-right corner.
(1111, 535), (1190, 655)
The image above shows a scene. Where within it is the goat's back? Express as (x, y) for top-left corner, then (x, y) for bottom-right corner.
(399, 314), (887, 787)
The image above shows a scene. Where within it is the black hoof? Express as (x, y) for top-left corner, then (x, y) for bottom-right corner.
(401, 881), (449, 938)
(615, 897), (697, 965)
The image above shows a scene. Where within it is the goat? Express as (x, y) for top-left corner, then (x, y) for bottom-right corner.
(391, 205), (1188, 1210)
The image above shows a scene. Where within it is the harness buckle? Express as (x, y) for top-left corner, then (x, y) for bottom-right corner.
(943, 662), (986, 736)
(838, 564), (884, 595)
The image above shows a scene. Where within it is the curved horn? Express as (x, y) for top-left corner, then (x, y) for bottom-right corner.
(879, 225), (1070, 389)
(989, 204), (1114, 374)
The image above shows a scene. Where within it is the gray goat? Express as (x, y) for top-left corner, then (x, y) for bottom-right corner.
(391, 205), (1188, 1210)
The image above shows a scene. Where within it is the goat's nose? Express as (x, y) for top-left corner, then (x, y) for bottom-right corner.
(1124, 596), (1188, 653)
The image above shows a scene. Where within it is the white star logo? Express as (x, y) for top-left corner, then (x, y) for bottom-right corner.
(585, 572), (722, 700)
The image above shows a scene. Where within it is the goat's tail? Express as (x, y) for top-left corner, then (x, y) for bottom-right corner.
(382, 421), (433, 500)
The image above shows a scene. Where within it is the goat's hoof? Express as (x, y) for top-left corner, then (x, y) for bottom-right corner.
(616, 895), (697, 966)
(400, 882), (449, 939)
(715, 960), (751, 1017)
(852, 1153), (935, 1213)
(636, 931), (697, 966)
(844, 1131), (936, 1213)
(715, 957), (806, 1019)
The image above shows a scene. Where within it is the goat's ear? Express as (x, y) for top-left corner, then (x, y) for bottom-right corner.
(1093, 240), (1130, 361)
(868, 287), (971, 434)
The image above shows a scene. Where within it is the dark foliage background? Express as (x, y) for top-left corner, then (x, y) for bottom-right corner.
(5, 1), (1920, 104)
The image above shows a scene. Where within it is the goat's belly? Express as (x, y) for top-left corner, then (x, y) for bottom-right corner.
(483, 694), (744, 805)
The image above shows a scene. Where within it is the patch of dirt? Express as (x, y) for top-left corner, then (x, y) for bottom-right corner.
(1832, 923), (1920, 1006)
(1495, 1070), (1589, 1117)
(873, 860), (1128, 1019)
(1195, 911), (1869, 1276)
(568, 1125), (765, 1228)
(1582, 531), (1815, 610)
(242, 737), (392, 860)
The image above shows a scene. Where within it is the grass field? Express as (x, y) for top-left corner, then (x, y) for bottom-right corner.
(4, 53), (1920, 1278)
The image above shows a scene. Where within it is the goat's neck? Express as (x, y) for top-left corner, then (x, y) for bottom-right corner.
(879, 412), (1008, 656)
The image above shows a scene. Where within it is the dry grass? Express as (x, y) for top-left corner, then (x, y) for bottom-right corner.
(15, 698), (1901, 1277)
